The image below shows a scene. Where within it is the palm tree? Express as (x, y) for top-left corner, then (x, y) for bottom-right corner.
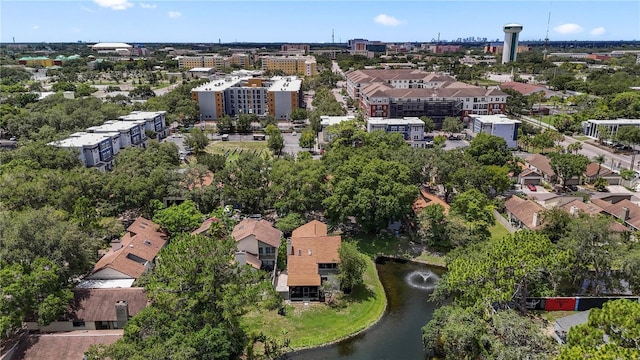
(593, 154), (606, 181)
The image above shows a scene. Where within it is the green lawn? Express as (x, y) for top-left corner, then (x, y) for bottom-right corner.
(206, 141), (269, 161)
(573, 136), (590, 141)
(489, 221), (511, 240)
(241, 257), (386, 350)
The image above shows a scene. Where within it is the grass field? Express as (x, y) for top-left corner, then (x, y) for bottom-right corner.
(489, 221), (511, 240)
(241, 257), (386, 350)
(206, 141), (269, 161)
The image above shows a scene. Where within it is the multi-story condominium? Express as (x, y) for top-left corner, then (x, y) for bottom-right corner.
(178, 54), (251, 70)
(366, 117), (427, 148)
(192, 76), (303, 120)
(318, 115), (356, 148)
(86, 120), (148, 149)
(118, 111), (169, 140)
(48, 132), (120, 172)
(346, 69), (507, 128)
(261, 55), (316, 76)
(470, 114), (521, 148)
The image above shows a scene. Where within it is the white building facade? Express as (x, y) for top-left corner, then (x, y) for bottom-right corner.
(470, 114), (521, 148)
(366, 117), (426, 148)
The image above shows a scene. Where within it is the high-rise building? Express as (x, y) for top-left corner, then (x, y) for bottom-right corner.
(502, 23), (523, 64)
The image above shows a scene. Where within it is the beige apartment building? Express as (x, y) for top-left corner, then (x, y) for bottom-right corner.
(261, 55), (316, 76)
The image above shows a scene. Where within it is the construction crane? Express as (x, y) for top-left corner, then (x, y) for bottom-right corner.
(543, 2), (552, 61)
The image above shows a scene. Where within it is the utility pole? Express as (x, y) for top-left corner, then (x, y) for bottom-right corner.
(332, 29), (335, 44)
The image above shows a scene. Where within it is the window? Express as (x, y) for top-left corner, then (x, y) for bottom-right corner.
(73, 321), (86, 327)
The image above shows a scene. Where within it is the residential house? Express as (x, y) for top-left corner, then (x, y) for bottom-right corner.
(559, 199), (629, 233)
(591, 198), (640, 231)
(286, 220), (341, 301)
(584, 162), (620, 185)
(500, 81), (558, 98)
(25, 287), (148, 332)
(84, 217), (167, 281)
(525, 154), (558, 184)
(18, 332), (121, 360)
(231, 218), (283, 271)
(518, 168), (543, 186)
(412, 187), (450, 215)
(191, 217), (219, 236)
(504, 196), (545, 230)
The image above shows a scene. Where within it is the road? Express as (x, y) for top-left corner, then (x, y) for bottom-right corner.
(560, 136), (638, 172)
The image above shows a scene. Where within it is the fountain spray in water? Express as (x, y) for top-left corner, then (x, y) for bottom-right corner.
(405, 270), (440, 291)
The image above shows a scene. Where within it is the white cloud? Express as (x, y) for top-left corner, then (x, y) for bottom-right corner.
(140, 3), (156, 9)
(33, 25), (39, 30)
(553, 23), (584, 35)
(168, 11), (182, 18)
(591, 27), (606, 36)
(93, 0), (134, 11)
(373, 14), (405, 27)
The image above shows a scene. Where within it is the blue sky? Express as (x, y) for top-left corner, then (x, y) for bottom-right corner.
(1, 1), (639, 43)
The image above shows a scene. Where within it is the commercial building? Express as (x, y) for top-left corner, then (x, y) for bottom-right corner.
(192, 76), (302, 120)
(118, 111), (169, 140)
(261, 55), (316, 76)
(18, 56), (54, 67)
(348, 39), (386, 53)
(346, 69), (507, 126)
(484, 42), (530, 57)
(422, 44), (463, 53)
(280, 44), (310, 54)
(502, 23), (524, 64)
(582, 119), (640, 139)
(470, 114), (521, 148)
(366, 117), (427, 148)
(90, 42), (133, 56)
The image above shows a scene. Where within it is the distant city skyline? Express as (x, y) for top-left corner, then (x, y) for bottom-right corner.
(1, 1), (639, 44)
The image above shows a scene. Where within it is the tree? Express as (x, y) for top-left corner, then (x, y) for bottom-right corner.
(559, 214), (627, 295)
(548, 152), (589, 188)
(449, 189), (494, 241)
(503, 88), (528, 115)
(275, 212), (307, 237)
(596, 125), (612, 145)
(1, 258), (74, 338)
(218, 153), (270, 213)
(466, 132), (511, 165)
(593, 177), (609, 192)
(423, 305), (557, 360)
(558, 299), (640, 359)
(184, 128), (210, 155)
(266, 125), (285, 156)
(593, 154), (606, 180)
(268, 156), (326, 215)
(152, 200), (203, 236)
(337, 241), (367, 293)
(323, 157), (418, 232)
(51, 81), (76, 92)
(217, 115), (234, 134)
(75, 83), (98, 97)
(441, 117), (463, 133)
(615, 125), (640, 170)
(417, 204), (448, 248)
(196, 153), (226, 173)
(433, 231), (567, 311)
(298, 130), (316, 150)
(420, 116), (435, 133)
(236, 114), (255, 133)
(567, 141), (582, 154)
(129, 85), (155, 100)
(290, 108), (308, 122)
(88, 230), (277, 359)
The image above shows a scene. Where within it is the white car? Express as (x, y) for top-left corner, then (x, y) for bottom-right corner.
(291, 131), (297, 136)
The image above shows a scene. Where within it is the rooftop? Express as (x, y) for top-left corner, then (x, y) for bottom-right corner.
(118, 111), (166, 121)
(320, 115), (355, 126)
(192, 76), (251, 92)
(585, 119), (640, 125)
(69, 287), (148, 322)
(18, 331), (122, 360)
(87, 119), (146, 133)
(471, 114), (521, 124)
(232, 218), (282, 248)
(268, 76), (302, 92)
(368, 117), (425, 126)
(49, 132), (117, 148)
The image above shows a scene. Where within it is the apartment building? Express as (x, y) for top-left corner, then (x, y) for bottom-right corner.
(192, 76), (303, 120)
(261, 55), (317, 76)
(366, 117), (427, 148)
(347, 69), (507, 127)
(281, 44), (310, 54)
(118, 111), (169, 140)
(178, 53), (251, 70)
(470, 114), (521, 148)
(48, 132), (120, 172)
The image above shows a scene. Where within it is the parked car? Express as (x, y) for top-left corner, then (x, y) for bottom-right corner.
(567, 184), (578, 192)
(526, 183), (537, 191)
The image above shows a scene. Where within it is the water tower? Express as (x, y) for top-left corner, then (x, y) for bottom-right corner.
(502, 23), (523, 64)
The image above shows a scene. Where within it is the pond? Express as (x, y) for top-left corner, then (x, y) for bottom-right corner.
(284, 258), (444, 360)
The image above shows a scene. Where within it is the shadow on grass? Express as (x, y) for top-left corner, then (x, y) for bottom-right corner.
(343, 282), (376, 304)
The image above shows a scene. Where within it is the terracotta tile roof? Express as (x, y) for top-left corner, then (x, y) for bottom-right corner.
(191, 217), (218, 235)
(70, 288), (148, 322)
(500, 81), (550, 96)
(231, 218), (282, 248)
(412, 188), (450, 214)
(287, 235), (341, 287)
(591, 198), (640, 230)
(559, 199), (605, 216)
(89, 217), (167, 279)
(347, 69), (456, 83)
(291, 220), (328, 238)
(527, 154), (555, 177)
(504, 196), (546, 230)
(20, 332), (122, 360)
(585, 163), (613, 177)
(519, 168), (542, 177)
